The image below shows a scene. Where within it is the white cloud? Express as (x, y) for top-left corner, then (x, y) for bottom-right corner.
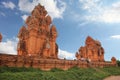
(18, 0), (66, 19)
(110, 35), (120, 39)
(2, 1), (16, 10)
(0, 37), (18, 55)
(79, 0), (120, 23)
(78, 21), (89, 27)
(99, 9), (120, 23)
(21, 14), (28, 21)
(58, 49), (75, 60)
(18, 0), (35, 13)
(79, 0), (101, 12)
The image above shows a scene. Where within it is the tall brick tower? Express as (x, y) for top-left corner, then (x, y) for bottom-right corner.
(17, 4), (58, 59)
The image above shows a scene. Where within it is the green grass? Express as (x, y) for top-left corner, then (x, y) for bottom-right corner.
(0, 66), (120, 80)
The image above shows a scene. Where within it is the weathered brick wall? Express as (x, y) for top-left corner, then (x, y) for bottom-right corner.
(0, 54), (117, 70)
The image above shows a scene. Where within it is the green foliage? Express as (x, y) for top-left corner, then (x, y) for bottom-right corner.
(0, 66), (42, 73)
(50, 68), (64, 72)
(0, 67), (120, 80)
(102, 67), (120, 75)
(68, 66), (80, 71)
(117, 60), (120, 67)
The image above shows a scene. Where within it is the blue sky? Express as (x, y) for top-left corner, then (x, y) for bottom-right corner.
(0, 0), (120, 61)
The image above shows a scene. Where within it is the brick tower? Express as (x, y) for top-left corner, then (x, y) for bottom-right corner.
(17, 4), (58, 59)
(76, 36), (104, 62)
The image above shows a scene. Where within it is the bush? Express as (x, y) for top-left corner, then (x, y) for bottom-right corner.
(117, 60), (120, 67)
(50, 68), (64, 72)
(1, 66), (120, 80)
(68, 66), (80, 71)
(0, 66), (42, 73)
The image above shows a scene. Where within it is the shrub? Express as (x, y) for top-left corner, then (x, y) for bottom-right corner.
(117, 60), (120, 67)
(1, 66), (120, 80)
(50, 68), (64, 72)
(68, 66), (80, 71)
(0, 66), (42, 73)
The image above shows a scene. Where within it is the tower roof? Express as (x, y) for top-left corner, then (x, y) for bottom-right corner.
(85, 36), (94, 44)
(51, 25), (57, 32)
(31, 3), (47, 18)
(86, 36), (94, 41)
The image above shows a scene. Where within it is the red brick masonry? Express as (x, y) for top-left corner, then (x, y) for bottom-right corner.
(0, 54), (116, 70)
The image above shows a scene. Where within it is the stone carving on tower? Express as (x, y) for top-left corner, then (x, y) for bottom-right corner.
(76, 36), (104, 62)
(17, 4), (58, 59)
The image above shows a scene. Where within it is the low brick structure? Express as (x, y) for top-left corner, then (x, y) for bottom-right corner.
(0, 54), (116, 70)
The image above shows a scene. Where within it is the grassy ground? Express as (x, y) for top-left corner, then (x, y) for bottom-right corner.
(0, 66), (120, 80)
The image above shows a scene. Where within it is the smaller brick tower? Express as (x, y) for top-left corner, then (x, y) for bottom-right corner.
(76, 36), (104, 62)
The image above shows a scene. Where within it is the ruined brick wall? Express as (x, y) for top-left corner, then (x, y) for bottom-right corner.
(0, 54), (116, 70)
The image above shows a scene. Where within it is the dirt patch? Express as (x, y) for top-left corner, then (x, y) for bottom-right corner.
(103, 76), (120, 80)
